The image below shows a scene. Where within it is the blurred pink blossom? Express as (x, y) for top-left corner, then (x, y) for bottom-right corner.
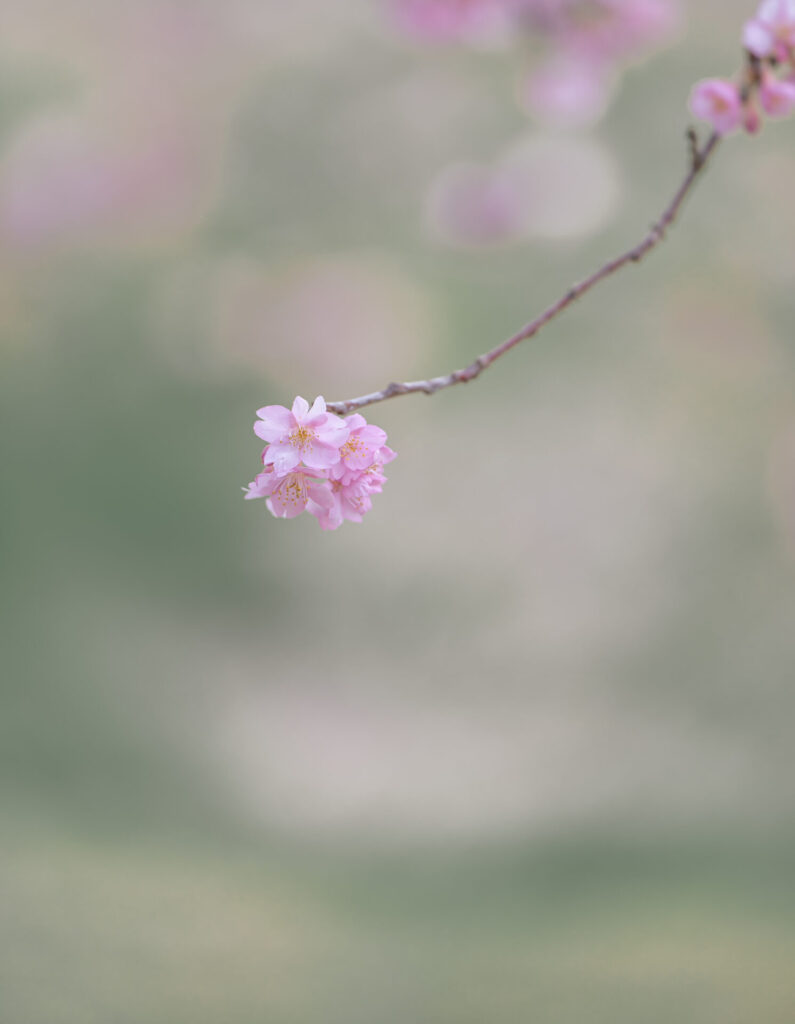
(425, 161), (525, 245)
(392, 0), (678, 124)
(427, 134), (619, 247)
(390, 0), (514, 45)
(743, 100), (763, 135)
(689, 79), (744, 136)
(520, 55), (612, 125)
(690, 7), (795, 138)
(759, 65), (795, 116)
(0, 111), (214, 249)
(520, 0), (677, 122)
(743, 0), (795, 60)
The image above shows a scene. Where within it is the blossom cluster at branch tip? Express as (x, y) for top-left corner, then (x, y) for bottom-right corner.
(690, 0), (795, 136)
(244, 396), (395, 530)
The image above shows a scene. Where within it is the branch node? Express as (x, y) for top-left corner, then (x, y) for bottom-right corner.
(687, 126), (703, 171)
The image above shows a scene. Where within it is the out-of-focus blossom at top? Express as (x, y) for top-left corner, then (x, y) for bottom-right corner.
(390, 0), (679, 124)
(521, 0), (678, 123)
(390, 0), (516, 46)
(758, 64), (795, 115)
(743, 0), (795, 59)
(517, 53), (614, 127)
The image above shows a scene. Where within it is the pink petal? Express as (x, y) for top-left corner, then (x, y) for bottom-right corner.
(244, 472), (274, 500)
(342, 426), (388, 470)
(303, 439), (343, 469)
(315, 415), (350, 448)
(307, 480), (335, 510)
(743, 18), (775, 56)
(758, 0), (795, 24)
(760, 76), (795, 116)
(307, 488), (343, 530)
(329, 461), (361, 486)
(341, 493), (369, 521)
(270, 474), (309, 518)
(307, 396), (327, 420)
(291, 395), (310, 420)
(357, 424), (388, 448)
(267, 443), (301, 475)
(254, 405), (294, 442)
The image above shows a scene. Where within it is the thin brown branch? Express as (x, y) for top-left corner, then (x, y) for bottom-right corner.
(327, 129), (720, 416)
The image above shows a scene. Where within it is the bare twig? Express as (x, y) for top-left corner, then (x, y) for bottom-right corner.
(327, 129), (720, 416)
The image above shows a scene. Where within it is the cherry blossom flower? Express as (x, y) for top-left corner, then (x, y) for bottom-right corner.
(372, 445), (398, 474)
(244, 465), (330, 519)
(689, 79), (744, 135)
(254, 395), (349, 474)
(690, 8), (795, 139)
(743, 0), (795, 60)
(308, 474), (375, 531)
(309, 446), (397, 531)
(546, 0), (677, 64)
(337, 414), (388, 477)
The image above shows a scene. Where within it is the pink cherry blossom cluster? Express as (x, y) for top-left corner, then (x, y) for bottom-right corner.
(690, 0), (795, 136)
(244, 396), (395, 530)
(390, 0), (677, 124)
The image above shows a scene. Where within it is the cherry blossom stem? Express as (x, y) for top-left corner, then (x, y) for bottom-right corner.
(327, 128), (720, 416)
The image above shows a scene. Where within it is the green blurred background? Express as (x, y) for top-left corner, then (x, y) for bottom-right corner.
(2, 2), (795, 1021)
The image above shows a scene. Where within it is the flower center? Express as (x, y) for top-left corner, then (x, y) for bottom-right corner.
(288, 425), (315, 452)
(278, 472), (306, 507)
(340, 435), (366, 460)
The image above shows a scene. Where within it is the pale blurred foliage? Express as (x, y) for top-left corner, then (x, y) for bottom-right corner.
(425, 134), (621, 244)
(152, 252), (436, 396)
(1, 1), (795, 1022)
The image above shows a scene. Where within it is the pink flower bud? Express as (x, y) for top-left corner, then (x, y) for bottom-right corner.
(743, 101), (763, 135)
